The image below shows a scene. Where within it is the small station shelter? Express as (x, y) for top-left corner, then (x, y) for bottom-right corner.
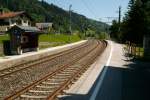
(8, 25), (42, 55)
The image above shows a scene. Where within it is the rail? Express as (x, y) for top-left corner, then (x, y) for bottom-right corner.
(0, 40), (107, 100)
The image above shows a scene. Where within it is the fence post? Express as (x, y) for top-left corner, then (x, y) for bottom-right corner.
(139, 46), (140, 57)
(133, 43), (136, 57)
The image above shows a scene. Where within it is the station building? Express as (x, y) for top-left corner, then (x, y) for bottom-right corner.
(36, 23), (53, 33)
(0, 9), (32, 34)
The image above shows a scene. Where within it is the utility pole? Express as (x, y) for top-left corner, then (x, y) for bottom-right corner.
(6, 0), (8, 7)
(42, 0), (44, 5)
(69, 5), (72, 35)
(7, 0), (9, 6)
(118, 6), (121, 33)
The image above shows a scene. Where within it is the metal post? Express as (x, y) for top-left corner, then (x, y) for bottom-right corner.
(7, 0), (8, 6)
(118, 6), (121, 33)
(69, 5), (72, 35)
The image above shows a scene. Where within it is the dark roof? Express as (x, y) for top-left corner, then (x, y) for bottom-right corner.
(17, 25), (41, 32)
(0, 11), (33, 20)
(8, 25), (42, 33)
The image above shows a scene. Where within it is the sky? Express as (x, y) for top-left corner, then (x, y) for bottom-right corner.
(45, 0), (129, 24)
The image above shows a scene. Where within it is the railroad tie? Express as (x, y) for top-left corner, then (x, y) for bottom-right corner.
(20, 95), (47, 99)
(42, 82), (60, 85)
(29, 90), (52, 93)
(36, 85), (58, 89)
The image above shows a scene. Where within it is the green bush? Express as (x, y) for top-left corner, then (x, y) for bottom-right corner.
(98, 32), (109, 40)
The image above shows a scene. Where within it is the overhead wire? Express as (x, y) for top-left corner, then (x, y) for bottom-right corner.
(80, 0), (98, 20)
(50, 0), (64, 8)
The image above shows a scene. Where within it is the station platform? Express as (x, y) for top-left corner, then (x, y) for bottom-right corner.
(1, 40), (150, 100)
(0, 40), (87, 70)
(59, 41), (150, 100)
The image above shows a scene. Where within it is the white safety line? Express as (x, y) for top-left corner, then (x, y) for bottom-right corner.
(106, 42), (113, 66)
(89, 41), (113, 100)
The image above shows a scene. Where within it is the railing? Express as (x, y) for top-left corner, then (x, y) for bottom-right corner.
(123, 41), (144, 59)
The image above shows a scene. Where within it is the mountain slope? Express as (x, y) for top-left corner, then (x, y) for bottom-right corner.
(0, 0), (109, 33)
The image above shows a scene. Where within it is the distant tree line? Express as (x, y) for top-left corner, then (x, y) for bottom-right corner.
(0, 0), (109, 35)
(110, 0), (150, 44)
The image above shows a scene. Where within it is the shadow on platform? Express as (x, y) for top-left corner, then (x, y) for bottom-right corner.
(60, 61), (150, 100)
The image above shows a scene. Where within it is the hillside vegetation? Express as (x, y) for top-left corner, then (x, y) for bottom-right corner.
(0, 0), (109, 34)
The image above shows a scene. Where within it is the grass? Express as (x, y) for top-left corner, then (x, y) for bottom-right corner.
(39, 34), (81, 43)
(0, 34), (10, 43)
(124, 45), (150, 62)
(0, 34), (81, 56)
(135, 47), (150, 62)
(0, 34), (81, 44)
(0, 34), (10, 56)
(135, 47), (144, 57)
(39, 34), (81, 49)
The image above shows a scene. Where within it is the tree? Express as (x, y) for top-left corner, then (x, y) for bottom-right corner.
(121, 0), (148, 44)
(109, 20), (120, 41)
(0, 0), (108, 34)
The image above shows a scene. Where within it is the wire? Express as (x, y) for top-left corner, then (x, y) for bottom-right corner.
(49, 0), (64, 8)
(80, 0), (98, 19)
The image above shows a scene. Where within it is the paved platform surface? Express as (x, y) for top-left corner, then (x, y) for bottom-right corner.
(59, 41), (150, 100)
(58, 40), (111, 100)
(96, 42), (150, 100)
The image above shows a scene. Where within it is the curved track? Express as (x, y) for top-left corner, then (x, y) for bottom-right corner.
(0, 40), (107, 100)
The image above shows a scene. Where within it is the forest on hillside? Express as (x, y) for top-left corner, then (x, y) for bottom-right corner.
(0, 0), (109, 34)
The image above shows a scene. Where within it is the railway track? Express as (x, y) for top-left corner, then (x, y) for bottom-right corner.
(0, 40), (90, 98)
(0, 40), (107, 100)
(0, 41), (88, 77)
